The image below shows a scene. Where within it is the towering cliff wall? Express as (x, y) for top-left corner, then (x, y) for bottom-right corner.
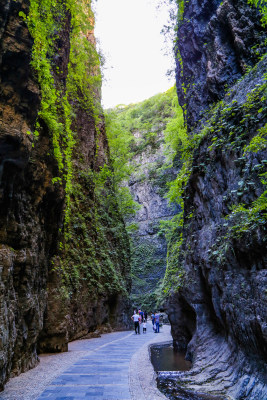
(0, 0), (130, 390)
(162, 1), (267, 399)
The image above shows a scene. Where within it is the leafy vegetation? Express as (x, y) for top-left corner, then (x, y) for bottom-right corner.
(130, 239), (166, 311)
(158, 214), (184, 296)
(160, 59), (267, 297)
(156, 0), (267, 303)
(109, 87), (177, 136)
(105, 87), (180, 207)
(224, 120), (267, 238)
(22, 0), (266, 305)
(21, 1), (131, 299)
(22, 0), (102, 227)
(248, 0), (267, 26)
(104, 113), (139, 219)
(54, 170), (131, 298)
(106, 87), (184, 309)
(207, 73), (267, 240)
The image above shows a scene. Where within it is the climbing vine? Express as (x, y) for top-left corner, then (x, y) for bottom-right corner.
(248, 0), (267, 26)
(20, 0), (102, 227)
(160, 59), (267, 296)
(19, 1), (131, 298)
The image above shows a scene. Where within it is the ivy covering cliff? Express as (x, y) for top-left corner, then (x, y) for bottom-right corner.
(20, 0), (132, 302)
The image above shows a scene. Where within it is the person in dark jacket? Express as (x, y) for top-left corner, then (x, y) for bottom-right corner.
(154, 312), (160, 333)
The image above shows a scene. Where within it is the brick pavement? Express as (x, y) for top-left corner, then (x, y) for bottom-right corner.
(37, 323), (171, 400)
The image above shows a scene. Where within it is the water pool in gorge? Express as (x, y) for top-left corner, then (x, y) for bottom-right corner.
(150, 342), (191, 372)
(150, 342), (226, 400)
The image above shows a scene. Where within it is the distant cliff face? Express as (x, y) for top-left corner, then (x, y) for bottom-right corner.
(163, 0), (267, 399)
(108, 90), (180, 311)
(0, 0), (130, 390)
(128, 128), (178, 310)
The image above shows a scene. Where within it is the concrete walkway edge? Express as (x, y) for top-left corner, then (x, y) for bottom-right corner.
(129, 326), (171, 400)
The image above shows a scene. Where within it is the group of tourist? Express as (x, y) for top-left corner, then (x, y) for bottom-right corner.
(131, 309), (147, 334)
(131, 309), (161, 334)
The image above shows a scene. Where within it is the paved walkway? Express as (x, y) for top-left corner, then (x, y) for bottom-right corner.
(0, 324), (171, 400)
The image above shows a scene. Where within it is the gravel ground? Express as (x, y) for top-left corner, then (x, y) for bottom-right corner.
(129, 325), (171, 400)
(0, 327), (171, 400)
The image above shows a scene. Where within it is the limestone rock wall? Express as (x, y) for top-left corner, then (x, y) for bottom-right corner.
(0, 0), (64, 389)
(164, 0), (267, 399)
(0, 0), (131, 390)
(176, 0), (267, 129)
(128, 129), (178, 310)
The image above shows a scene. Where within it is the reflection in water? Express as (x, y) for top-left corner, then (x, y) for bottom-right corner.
(151, 343), (226, 400)
(150, 343), (191, 372)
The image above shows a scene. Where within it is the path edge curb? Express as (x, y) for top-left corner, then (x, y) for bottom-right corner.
(128, 326), (171, 400)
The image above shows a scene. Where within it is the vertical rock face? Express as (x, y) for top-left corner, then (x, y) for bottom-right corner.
(128, 128), (178, 310)
(165, 0), (267, 399)
(176, 0), (267, 129)
(0, 0), (63, 388)
(109, 91), (180, 311)
(0, 0), (131, 390)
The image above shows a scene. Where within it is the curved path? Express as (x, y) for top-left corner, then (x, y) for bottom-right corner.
(0, 324), (171, 400)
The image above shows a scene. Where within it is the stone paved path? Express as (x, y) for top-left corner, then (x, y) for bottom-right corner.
(38, 325), (170, 400)
(0, 324), (171, 400)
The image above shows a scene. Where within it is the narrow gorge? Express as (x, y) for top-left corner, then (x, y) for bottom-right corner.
(0, 0), (266, 399)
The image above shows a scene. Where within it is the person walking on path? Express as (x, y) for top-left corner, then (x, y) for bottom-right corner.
(155, 312), (160, 333)
(132, 311), (140, 334)
(151, 312), (155, 327)
(143, 319), (147, 333)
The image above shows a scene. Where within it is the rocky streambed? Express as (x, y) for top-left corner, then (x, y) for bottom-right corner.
(151, 343), (227, 400)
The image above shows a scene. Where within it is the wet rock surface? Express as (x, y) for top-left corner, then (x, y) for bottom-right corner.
(158, 373), (226, 400)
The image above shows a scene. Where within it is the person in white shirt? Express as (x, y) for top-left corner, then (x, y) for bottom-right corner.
(131, 311), (140, 334)
(143, 319), (147, 333)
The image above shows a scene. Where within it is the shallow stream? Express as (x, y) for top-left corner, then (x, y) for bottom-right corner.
(150, 342), (191, 372)
(150, 343), (225, 400)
